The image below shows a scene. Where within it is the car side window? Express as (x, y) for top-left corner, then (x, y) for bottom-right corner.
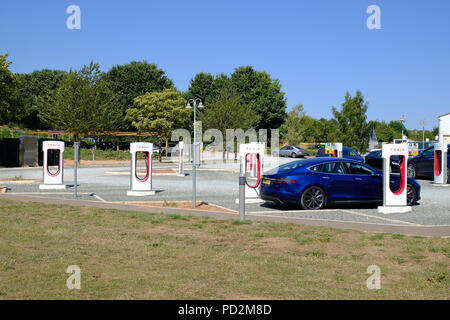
(310, 164), (323, 172)
(423, 148), (433, 157)
(343, 149), (349, 156)
(344, 162), (374, 175)
(312, 162), (345, 174)
(349, 149), (358, 156)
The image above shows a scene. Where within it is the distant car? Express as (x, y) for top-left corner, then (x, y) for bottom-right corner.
(313, 144), (324, 149)
(160, 142), (178, 155)
(316, 146), (364, 162)
(408, 144), (450, 180)
(260, 158), (420, 209)
(279, 146), (309, 158)
(365, 149), (401, 173)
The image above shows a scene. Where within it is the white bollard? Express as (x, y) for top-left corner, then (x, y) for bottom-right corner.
(377, 144), (412, 214)
(236, 142), (265, 204)
(325, 142), (343, 158)
(433, 142), (449, 186)
(39, 141), (67, 190)
(127, 142), (155, 196)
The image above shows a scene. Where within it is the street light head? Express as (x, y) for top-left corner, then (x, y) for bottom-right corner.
(186, 102), (192, 109)
(198, 101), (204, 109)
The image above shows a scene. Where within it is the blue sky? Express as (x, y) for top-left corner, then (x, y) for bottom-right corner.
(1, 0), (449, 130)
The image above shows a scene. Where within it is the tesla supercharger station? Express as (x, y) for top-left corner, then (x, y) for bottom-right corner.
(177, 141), (186, 176)
(236, 142), (265, 205)
(408, 143), (419, 157)
(325, 142), (343, 157)
(127, 142), (155, 196)
(39, 141), (67, 189)
(377, 144), (412, 214)
(433, 142), (449, 186)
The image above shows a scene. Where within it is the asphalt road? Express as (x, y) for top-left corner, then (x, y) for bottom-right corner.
(1, 162), (449, 228)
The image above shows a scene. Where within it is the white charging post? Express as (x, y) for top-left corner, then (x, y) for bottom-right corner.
(39, 141), (67, 190)
(325, 142), (343, 158)
(127, 142), (155, 196)
(236, 142), (265, 205)
(177, 141), (186, 176)
(378, 144), (412, 214)
(433, 142), (449, 186)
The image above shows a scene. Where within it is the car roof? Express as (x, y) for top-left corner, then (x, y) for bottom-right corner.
(291, 157), (363, 166)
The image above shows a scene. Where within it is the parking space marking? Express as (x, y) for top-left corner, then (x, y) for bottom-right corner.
(248, 208), (421, 226)
(93, 194), (107, 202)
(246, 212), (416, 227)
(339, 209), (422, 226)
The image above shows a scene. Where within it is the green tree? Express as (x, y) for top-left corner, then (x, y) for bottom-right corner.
(0, 53), (19, 124)
(125, 89), (190, 161)
(16, 69), (67, 129)
(389, 120), (409, 139)
(280, 104), (307, 144)
(199, 86), (260, 160)
(332, 91), (371, 152)
(368, 120), (396, 143)
(37, 62), (122, 140)
(103, 61), (174, 130)
(184, 72), (215, 103)
(230, 66), (287, 130)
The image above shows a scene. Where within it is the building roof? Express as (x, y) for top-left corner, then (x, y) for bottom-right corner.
(439, 113), (450, 118)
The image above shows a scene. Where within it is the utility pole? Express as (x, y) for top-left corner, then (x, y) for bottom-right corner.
(419, 120), (427, 150)
(400, 115), (406, 141)
(186, 98), (204, 208)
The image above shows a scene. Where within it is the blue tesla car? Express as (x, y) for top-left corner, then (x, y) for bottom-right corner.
(260, 158), (421, 210)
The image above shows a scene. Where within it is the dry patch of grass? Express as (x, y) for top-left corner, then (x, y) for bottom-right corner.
(0, 199), (448, 299)
(130, 201), (236, 214)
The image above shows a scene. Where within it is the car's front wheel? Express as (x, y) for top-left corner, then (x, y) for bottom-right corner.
(407, 184), (417, 206)
(300, 186), (326, 210)
(407, 164), (416, 178)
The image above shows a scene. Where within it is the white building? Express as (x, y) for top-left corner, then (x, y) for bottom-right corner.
(439, 113), (450, 144)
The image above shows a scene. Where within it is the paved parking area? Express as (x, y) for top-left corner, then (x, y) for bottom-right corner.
(1, 162), (449, 231)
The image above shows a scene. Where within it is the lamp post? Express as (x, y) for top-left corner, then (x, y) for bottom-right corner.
(400, 115), (406, 141)
(186, 98), (203, 208)
(419, 120), (427, 150)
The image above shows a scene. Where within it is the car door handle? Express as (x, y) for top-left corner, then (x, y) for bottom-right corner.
(322, 177), (330, 179)
(354, 178), (363, 181)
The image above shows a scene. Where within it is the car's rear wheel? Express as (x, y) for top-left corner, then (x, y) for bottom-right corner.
(301, 186), (326, 210)
(407, 164), (416, 178)
(407, 184), (417, 206)
(291, 152), (296, 158)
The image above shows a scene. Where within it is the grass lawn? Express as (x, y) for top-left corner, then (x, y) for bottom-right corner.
(0, 199), (448, 299)
(64, 147), (131, 161)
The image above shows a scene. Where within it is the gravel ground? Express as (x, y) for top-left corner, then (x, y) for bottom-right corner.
(1, 163), (449, 227)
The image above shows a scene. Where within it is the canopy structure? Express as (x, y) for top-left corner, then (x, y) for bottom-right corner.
(27, 130), (157, 137)
(27, 131), (158, 151)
